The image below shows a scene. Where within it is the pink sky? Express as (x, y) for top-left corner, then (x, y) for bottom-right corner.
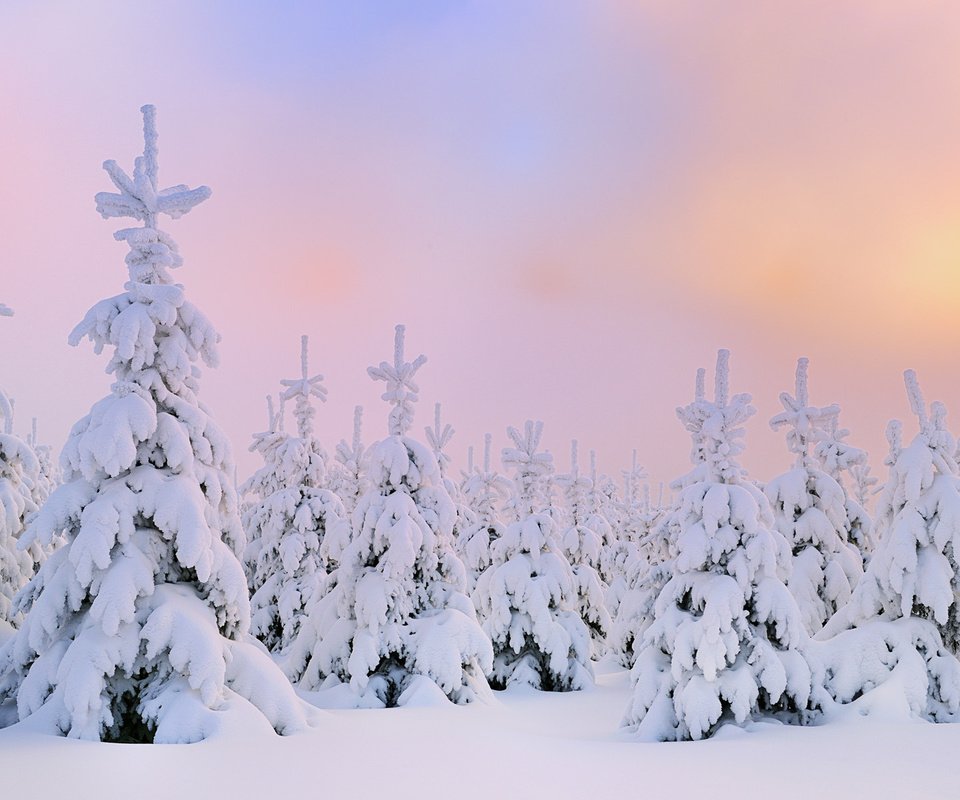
(2, 2), (960, 492)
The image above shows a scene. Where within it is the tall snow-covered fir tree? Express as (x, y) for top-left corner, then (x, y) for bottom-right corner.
(457, 433), (510, 593)
(0, 306), (43, 631)
(287, 325), (491, 706)
(623, 350), (812, 741)
(473, 421), (592, 691)
(242, 336), (348, 654)
(764, 358), (863, 634)
(556, 441), (610, 657)
(817, 371), (960, 719)
(0, 106), (309, 742)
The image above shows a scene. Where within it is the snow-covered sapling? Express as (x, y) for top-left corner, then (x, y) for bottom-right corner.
(556, 441), (611, 656)
(0, 307), (43, 630)
(243, 336), (348, 654)
(473, 421), (592, 691)
(765, 358), (863, 633)
(458, 433), (510, 592)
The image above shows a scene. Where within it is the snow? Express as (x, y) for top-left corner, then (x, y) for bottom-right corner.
(1, 660), (959, 798)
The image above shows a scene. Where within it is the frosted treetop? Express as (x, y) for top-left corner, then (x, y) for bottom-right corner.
(769, 357), (840, 465)
(94, 104), (211, 229)
(676, 349), (754, 481)
(368, 324), (427, 436)
(281, 335), (327, 439)
(903, 369), (955, 469)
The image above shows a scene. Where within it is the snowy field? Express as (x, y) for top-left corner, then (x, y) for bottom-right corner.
(2, 658), (958, 800)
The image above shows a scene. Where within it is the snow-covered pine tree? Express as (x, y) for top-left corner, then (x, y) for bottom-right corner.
(26, 418), (59, 513)
(556, 441), (610, 657)
(623, 350), (812, 741)
(288, 325), (491, 706)
(608, 474), (672, 669)
(425, 402), (473, 554)
(473, 420), (592, 691)
(814, 405), (875, 559)
(243, 336), (348, 654)
(764, 358), (863, 634)
(817, 371), (960, 720)
(240, 395), (285, 590)
(458, 433), (510, 593)
(0, 106), (309, 742)
(0, 306), (42, 632)
(330, 405), (368, 520)
(585, 452), (618, 584)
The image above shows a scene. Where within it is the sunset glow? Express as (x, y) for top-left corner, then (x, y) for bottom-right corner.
(2, 1), (960, 487)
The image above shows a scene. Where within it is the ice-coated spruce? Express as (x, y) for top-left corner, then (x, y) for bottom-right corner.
(623, 350), (812, 741)
(288, 325), (492, 706)
(473, 421), (592, 691)
(0, 107), (310, 742)
(764, 358), (863, 634)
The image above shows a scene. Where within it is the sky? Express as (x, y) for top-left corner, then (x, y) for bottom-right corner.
(2, 1), (960, 494)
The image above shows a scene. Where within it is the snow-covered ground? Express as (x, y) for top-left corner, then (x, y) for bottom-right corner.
(2, 659), (958, 800)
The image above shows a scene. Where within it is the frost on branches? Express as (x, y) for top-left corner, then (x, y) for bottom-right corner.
(765, 358), (863, 634)
(556, 441), (610, 657)
(457, 433), (510, 593)
(0, 107), (309, 743)
(0, 307), (43, 631)
(473, 421), (592, 691)
(242, 337), (349, 654)
(288, 325), (491, 706)
(818, 371), (960, 720)
(623, 350), (812, 741)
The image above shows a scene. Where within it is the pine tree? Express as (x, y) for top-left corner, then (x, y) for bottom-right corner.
(241, 395), (286, 590)
(0, 307), (42, 631)
(608, 478), (672, 670)
(425, 403), (473, 554)
(25, 418), (59, 513)
(330, 405), (368, 521)
(473, 421), (592, 691)
(623, 350), (812, 740)
(764, 358), (863, 634)
(813, 402), (875, 559)
(458, 433), (510, 593)
(556, 441), (610, 657)
(0, 107), (309, 742)
(818, 371), (960, 720)
(243, 336), (348, 654)
(288, 325), (491, 706)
